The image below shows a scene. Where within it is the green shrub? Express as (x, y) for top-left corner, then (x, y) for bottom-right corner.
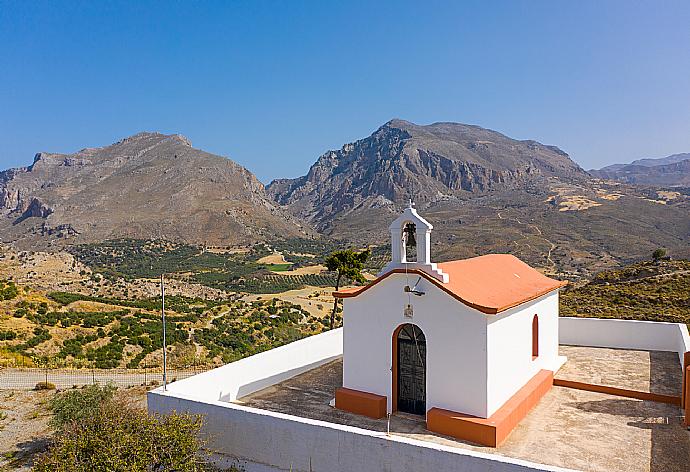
(34, 382), (56, 390)
(48, 384), (116, 428)
(0, 329), (17, 341)
(35, 396), (210, 472)
(0, 280), (18, 301)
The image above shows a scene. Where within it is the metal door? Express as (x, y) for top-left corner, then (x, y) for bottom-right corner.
(397, 324), (426, 415)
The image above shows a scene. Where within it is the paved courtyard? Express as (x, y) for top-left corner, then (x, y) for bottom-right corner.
(239, 345), (690, 472)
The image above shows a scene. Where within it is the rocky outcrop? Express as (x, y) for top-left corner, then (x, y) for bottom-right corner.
(20, 198), (53, 219)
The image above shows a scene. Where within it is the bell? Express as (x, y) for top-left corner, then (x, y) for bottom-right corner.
(404, 223), (416, 246)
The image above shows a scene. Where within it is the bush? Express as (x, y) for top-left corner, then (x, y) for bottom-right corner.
(36, 391), (210, 471)
(0, 279), (18, 301)
(652, 248), (667, 261)
(34, 382), (56, 390)
(0, 329), (17, 341)
(49, 384), (117, 428)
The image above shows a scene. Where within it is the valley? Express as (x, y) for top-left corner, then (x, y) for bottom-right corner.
(0, 242), (340, 369)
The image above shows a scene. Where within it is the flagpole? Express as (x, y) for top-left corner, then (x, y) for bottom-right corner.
(161, 273), (167, 391)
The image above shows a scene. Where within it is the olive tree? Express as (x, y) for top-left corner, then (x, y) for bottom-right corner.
(325, 249), (370, 329)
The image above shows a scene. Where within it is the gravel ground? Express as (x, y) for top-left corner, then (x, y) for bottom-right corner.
(0, 386), (150, 471)
(0, 390), (52, 471)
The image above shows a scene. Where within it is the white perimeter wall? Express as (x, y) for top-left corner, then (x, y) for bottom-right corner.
(342, 273), (489, 417)
(162, 328), (342, 402)
(148, 316), (689, 472)
(486, 292), (561, 416)
(559, 317), (690, 365)
(148, 390), (576, 472)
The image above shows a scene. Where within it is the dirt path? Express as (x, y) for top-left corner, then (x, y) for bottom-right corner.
(495, 209), (557, 272)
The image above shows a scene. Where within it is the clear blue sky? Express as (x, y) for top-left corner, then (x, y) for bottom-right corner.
(1, 1), (689, 183)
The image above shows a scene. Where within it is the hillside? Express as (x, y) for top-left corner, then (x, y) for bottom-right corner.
(590, 152), (690, 186)
(0, 244), (339, 369)
(0, 132), (314, 249)
(268, 120), (690, 277)
(560, 259), (690, 327)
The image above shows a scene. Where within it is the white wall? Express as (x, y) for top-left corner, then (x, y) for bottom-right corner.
(486, 292), (562, 416)
(163, 328), (342, 402)
(148, 390), (576, 472)
(342, 273), (489, 417)
(559, 317), (690, 365)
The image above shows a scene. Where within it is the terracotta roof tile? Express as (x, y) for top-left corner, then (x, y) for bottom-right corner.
(334, 254), (566, 314)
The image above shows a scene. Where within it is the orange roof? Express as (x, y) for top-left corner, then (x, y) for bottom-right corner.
(333, 254), (566, 314)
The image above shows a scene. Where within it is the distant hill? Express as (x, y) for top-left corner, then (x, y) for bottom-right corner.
(268, 120), (690, 277)
(0, 132), (313, 249)
(590, 152), (690, 186)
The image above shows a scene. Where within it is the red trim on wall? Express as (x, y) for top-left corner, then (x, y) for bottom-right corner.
(685, 366), (690, 427)
(682, 351), (690, 410)
(553, 378), (681, 406)
(426, 370), (553, 447)
(333, 268), (565, 314)
(335, 387), (387, 419)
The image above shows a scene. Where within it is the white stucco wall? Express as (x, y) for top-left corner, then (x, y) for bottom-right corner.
(147, 316), (687, 472)
(559, 317), (690, 365)
(342, 273), (489, 417)
(162, 328), (342, 402)
(486, 292), (562, 416)
(148, 390), (575, 472)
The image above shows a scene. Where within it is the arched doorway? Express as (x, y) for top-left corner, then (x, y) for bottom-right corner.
(394, 324), (426, 415)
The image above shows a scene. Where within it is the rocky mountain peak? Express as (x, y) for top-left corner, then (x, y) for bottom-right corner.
(267, 119), (588, 230)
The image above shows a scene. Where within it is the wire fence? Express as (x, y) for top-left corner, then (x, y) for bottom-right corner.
(0, 360), (213, 390)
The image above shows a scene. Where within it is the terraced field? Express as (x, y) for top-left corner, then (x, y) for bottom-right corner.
(0, 281), (334, 369)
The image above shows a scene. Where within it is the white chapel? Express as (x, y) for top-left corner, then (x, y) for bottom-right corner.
(333, 204), (567, 446)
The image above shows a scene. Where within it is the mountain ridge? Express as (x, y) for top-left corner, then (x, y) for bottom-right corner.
(0, 132), (313, 248)
(1, 122), (688, 277)
(267, 119), (589, 229)
(268, 119), (689, 277)
(590, 152), (690, 186)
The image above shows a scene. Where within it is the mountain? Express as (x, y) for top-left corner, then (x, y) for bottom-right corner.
(590, 153), (690, 186)
(0, 132), (313, 248)
(269, 120), (690, 277)
(268, 119), (588, 225)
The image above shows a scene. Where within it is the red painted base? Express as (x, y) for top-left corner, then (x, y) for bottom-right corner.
(427, 370), (554, 447)
(335, 387), (387, 419)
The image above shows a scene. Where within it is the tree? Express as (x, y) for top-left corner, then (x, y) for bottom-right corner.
(652, 248), (667, 262)
(325, 249), (370, 329)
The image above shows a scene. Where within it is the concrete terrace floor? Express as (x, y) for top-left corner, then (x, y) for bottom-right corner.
(238, 345), (690, 472)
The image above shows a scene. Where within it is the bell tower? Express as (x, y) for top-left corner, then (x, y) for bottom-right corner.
(380, 202), (449, 283)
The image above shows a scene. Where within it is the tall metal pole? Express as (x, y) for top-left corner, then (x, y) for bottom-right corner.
(161, 273), (167, 391)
